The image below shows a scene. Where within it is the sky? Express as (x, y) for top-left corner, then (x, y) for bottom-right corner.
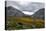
(6, 0), (44, 15)
(6, 0), (44, 2)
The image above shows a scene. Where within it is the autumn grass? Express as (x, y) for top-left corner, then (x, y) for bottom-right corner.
(6, 16), (45, 30)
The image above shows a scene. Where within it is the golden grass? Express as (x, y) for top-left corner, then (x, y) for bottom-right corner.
(6, 16), (45, 29)
(7, 16), (44, 25)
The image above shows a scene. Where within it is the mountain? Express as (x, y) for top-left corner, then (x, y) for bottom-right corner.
(6, 6), (45, 19)
(32, 8), (45, 19)
(6, 6), (24, 17)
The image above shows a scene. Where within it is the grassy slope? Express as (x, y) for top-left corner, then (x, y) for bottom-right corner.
(6, 16), (45, 30)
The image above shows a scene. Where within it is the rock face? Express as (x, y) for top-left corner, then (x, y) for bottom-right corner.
(32, 8), (45, 19)
(6, 6), (24, 17)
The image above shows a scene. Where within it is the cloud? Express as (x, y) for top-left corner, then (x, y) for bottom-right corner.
(6, 1), (44, 15)
(22, 11), (34, 15)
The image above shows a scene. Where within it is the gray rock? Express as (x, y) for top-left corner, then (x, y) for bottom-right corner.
(6, 6), (24, 17)
(32, 8), (45, 19)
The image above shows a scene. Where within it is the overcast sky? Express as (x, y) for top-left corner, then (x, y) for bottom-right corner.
(6, 1), (44, 15)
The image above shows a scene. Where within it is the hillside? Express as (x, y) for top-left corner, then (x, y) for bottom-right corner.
(32, 8), (45, 19)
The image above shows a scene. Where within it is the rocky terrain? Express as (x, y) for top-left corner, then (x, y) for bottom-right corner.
(6, 6), (24, 17)
(32, 8), (45, 19)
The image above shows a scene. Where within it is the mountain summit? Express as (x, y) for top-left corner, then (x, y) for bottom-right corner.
(6, 6), (24, 17)
(32, 8), (45, 19)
